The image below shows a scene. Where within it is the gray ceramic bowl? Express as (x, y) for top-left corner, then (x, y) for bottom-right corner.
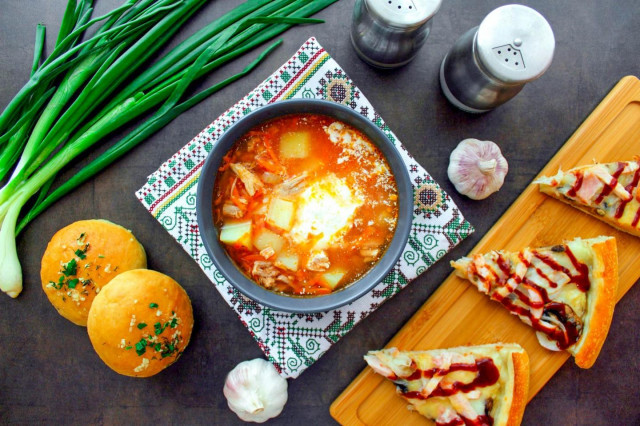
(196, 99), (412, 313)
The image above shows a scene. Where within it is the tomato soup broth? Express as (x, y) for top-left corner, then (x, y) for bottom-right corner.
(213, 113), (398, 296)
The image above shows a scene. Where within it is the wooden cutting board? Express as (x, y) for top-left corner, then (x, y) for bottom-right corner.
(330, 75), (640, 426)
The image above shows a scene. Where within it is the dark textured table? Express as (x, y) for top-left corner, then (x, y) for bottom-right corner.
(1, 1), (639, 424)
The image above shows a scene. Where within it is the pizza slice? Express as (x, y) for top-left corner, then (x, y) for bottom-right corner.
(364, 343), (529, 426)
(534, 158), (640, 237)
(451, 236), (618, 368)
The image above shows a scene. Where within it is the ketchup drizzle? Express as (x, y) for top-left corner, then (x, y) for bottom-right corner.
(531, 263), (557, 288)
(399, 358), (499, 426)
(566, 172), (583, 197)
(562, 248), (590, 291)
(594, 162), (625, 204)
(405, 369), (422, 381)
(633, 209), (640, 228)
(614, 167), (640, 219)
(517, 251), (558, 288)
(402, 358), (499, 400)
(535, 250), (590, 292)
(473, 246), (588, 349)
(438, 416), (492, 426)
(496, 255), (512, 277)
(514, 283), (545, 309)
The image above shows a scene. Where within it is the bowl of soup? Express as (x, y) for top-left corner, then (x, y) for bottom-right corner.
(196, 99), (412, 313)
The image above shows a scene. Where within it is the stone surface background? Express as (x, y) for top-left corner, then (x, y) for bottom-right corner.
(1, 0), (638, 424)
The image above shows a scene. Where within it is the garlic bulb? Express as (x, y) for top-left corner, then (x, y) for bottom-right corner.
(448, 139), (508, 200)
(223, 358), (288, 423)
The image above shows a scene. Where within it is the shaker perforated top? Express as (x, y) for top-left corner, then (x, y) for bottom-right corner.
(365, 0), (442, 28)
(476, 4), (555, 84)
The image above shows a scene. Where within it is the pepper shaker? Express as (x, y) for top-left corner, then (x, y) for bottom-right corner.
(351, 0), (442, 68)
(440, 4), (555, 113)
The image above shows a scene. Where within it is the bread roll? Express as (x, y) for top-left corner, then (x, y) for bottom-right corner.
(41, 219), (147, 326)
(87, 269), (194, 377)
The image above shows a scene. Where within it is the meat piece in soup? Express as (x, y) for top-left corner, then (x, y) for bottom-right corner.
(212, 114), (398, 296)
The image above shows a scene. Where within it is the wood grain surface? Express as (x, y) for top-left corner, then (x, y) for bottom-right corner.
(330, 76), (640, 425)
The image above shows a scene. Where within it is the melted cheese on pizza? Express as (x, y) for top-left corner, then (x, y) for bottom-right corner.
(536, 160), (640, 229)
(452, 237), (611, 352)
(365, 344), (524, 426)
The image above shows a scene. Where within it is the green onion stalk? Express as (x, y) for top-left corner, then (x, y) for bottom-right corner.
(0, 0), (339, 297)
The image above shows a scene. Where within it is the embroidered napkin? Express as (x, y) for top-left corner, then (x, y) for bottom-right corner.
(136, 38), (474, 379)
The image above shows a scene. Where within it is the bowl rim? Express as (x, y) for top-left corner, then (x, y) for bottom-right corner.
(196, 99), (413, 313)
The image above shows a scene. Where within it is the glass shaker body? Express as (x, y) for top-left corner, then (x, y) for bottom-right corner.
(351, 0), (441, 69)
(439, 27), (524, 113)
(439, 4), (555, 113)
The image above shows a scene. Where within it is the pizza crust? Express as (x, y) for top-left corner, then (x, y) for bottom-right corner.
(506, 349), (529, 426)
(488, 344), (530, 426)
(569, 237), (618, 368)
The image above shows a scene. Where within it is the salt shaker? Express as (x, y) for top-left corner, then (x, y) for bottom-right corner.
(351, 0), (442, 68)
(440, 4), (555, 113)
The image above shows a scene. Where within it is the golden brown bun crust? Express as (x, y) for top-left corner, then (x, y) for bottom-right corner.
(539, 186), (640, 237)
(41, 219), (147, 326)
(572, 237), (618, 368)
(87, 269), (194, 377)
(507, 349), (530, 426)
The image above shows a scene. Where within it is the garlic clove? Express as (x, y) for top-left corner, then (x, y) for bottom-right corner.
(448, 138), (508, 200)
(223, 358), (288, 423)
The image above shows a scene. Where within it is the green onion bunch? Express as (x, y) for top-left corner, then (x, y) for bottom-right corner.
(0, 0), (338, 298)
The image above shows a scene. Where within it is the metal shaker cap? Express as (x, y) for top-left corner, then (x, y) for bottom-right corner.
(476, 4), (555, 84)
(365, 0), (442, 28)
